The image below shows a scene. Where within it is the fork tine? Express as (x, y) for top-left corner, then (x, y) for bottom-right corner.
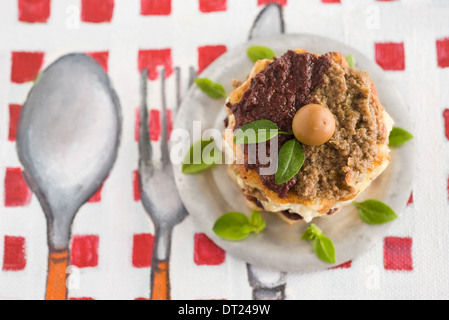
(175, 67), (182, 112)
(160, 67), (170, 166)
(139, 69), (152, 166)
(188, 66), (198, 89)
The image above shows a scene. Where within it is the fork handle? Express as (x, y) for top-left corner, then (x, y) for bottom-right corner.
(45, 248), (69, 300)
(253, 285), (285, 300)
(150, 260), (170, 300)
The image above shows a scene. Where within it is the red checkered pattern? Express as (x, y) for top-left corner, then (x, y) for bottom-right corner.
(132, 234), (154, 268)
(200, 0), (227, 13)
(437, 38), (449, 68)
(3, 236), (27, 271)
(71, 235), (100, 268)
(321, 0), (340, 4)
(407, 192), (414, 206)
(4, 168), (32, 207)
(444, 109), (449, 141)
(138, 49), (173, 81)
(133, 170), (141, 202)
(1, 0), (444, 300)
(18, 0), (51, 23)
(88, 183), (104, 203)
(375, 42), (406, 71)
(384, 237), (413, 271)
(135, 108), (173, 143)
(8, 104), (22, 142)
(258, 0), (287, 6)
(81, 0), (115, 23)
(141, 0), (171, 16)
(330, 261), (352, 270)
(198, 45), (227, 74)
(86, 51), (109, 72)
(11, 52), (44, 84)
(194, 233), (225, 266)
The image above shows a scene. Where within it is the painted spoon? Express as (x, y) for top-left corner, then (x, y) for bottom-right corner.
(16, 53), (122, 300)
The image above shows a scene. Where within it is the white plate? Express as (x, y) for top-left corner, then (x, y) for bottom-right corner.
(173, 34), (414, 272)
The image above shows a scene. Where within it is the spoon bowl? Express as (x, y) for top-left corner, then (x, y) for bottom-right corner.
(17, 53), (122, 299)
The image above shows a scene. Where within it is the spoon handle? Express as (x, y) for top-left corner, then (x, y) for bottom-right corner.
(45, 249), (69, 300)
(150, 260), (170, 300)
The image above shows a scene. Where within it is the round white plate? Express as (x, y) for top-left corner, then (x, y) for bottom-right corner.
(173, 34), (414, 272)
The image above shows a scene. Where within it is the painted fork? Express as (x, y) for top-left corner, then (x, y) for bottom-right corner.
(138, 67), (188, 300)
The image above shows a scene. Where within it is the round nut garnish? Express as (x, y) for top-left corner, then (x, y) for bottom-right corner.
(292, 104), (336, 146)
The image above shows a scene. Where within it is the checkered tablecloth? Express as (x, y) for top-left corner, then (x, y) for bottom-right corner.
(0, 0), (448, 300)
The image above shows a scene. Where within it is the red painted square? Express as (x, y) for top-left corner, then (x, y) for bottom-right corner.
(375, 42), (405, 71)
(3, 236), (26, 271)
(133, 170), (141, 201)
(135, 108), (141, 142)
(167, 109), (173, 139)
(71, 235), (99, 268)
(200, 0), (227, 13)
(136, 108), (171, 141)
(330, 261), (352, 270)
(81, 0), (114, 23)
(407, 192), (414, 206)
(437, 38), (449, 68)
(11, 52), (44, 84)
(18, 0), (51, 23)
(258, 0), (287, 6)
(4, 168), (32, 207)
(321, 0), (340, 3)
(138, 49), (173, 81)
(198, 45), (227, 74)
(443, 108), (449, 141)
(86, 51), (109, 72)
(194, 233), (225, 266)
(88, 183), (103, 203)
(384, 237), (413, 271)
(132, 234), (154, 268)
(135, 297), (149, 300)
(141, 0), (171, 15)
(8, 104), (22, 142)
(149, 109), (161, 141)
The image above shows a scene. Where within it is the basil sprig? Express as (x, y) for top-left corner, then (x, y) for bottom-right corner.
(353, 200), (398, 225)
(182, 139), (220, 174)
(247, 45), (276, 63)
(233, 120), (290, 144)
(275, 139), (305, 185)
(213, 211), (266, 241)
(194, 78), (227, 99)
(389, 127), (413, 147)
(301, 224), (336, 264)
(346, 54), (356, 68)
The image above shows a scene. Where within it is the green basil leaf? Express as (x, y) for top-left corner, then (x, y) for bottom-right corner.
(301, 224), (323, 241)
(234, 120), (281, 144)
(275, 139), (305, 185)
(194, 78), (227, 99)
(389, 127), (413, 147)
(213, 212), (252, 241)
(353, 200), (398, 225)
(247, 45), (276, 63)
(249, 211), (266, 233)
(346, 54), (356, 68)
(182, 139), (218, 174)
(313, 235), (336, 264)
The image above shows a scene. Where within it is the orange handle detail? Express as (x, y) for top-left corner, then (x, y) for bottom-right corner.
(45, 249), (69, 300)
(151, 260), (170, 300)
